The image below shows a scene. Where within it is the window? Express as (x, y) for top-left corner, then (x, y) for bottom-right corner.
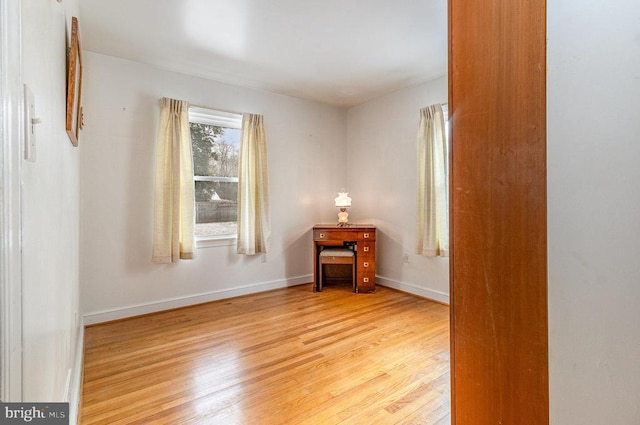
(188, 107), (242, 239)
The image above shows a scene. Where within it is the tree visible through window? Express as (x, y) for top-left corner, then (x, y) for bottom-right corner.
(188, 107), (242, 238)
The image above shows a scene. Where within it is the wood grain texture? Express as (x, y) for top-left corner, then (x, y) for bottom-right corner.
(80, 285), (450, 424)
(449, 0), (548, 423)
(313, 225), (377, 293)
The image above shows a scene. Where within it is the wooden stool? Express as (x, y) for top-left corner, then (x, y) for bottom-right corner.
(318, 248), (355, 292)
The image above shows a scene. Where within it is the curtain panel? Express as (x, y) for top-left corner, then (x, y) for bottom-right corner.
(237, 113), (271, 255)
(152, 97), (196, 263)
(416, 104), (449, 257)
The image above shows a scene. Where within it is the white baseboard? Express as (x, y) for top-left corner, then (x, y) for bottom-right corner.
(66, 318), (84, 425)
(83, 275), (313, 325)
(376, 275), (450, 305)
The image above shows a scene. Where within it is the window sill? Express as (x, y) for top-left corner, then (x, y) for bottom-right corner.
(196, 235), (237, 249)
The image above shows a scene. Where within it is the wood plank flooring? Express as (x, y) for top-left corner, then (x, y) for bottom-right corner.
(80, 284), (450, 424)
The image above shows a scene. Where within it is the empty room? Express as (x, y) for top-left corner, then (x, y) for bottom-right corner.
(76, 1), (452, 423)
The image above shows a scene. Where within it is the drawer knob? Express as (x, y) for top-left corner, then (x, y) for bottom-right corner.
(319, 233), (325, 238)
(363, 262), (369, 267)
(363, 247), (370, 252)
(363, 277), (369, 283)
(363, 233), (369, 239)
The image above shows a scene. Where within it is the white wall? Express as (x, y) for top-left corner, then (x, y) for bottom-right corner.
(80, 52), (347, 322)
(548, 0), (640, 423)
(20, 0), (82, 406)
(346, 77), (449, 303)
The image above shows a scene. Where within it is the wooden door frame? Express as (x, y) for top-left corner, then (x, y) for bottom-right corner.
(448, 0), (549, 423)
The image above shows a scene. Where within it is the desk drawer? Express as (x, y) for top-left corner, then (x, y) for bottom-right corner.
(313, 229), (376, 242)
(357, 272), (376, 293)
(358, 241), (375, 256)
(314, 229), (357, 242)
(357, 262), (374, 277)
(358, 230), (376, 241)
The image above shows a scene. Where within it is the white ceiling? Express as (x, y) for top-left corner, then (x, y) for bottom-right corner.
(79, 0), (447, 108)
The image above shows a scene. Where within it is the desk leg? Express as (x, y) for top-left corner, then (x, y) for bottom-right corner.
(313, 243), (319, 292)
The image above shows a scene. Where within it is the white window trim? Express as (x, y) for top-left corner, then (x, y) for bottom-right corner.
(196, 234), (237, 249)
(1, 0), (23, 401)
(189, 106), (242, 129)
(189, 106), (242, 244)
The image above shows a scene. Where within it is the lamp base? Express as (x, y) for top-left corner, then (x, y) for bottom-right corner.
(337, 208), (349, 226)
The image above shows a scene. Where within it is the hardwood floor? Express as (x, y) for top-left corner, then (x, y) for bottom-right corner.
(80, 284), (450, 424)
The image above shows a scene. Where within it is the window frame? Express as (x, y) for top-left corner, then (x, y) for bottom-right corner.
(188, 106), (242, 247)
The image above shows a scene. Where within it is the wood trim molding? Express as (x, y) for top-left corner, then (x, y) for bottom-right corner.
(0, 0), (24, 402)
(449, 0), (548, 423)
(83, 275), (312, 325)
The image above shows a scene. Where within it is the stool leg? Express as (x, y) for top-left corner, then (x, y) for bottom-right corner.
(318, 263), (323, 292)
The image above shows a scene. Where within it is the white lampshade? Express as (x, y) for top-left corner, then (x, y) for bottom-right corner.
(334, 192), (352, 208)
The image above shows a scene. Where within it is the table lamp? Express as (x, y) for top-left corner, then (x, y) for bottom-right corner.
(334, 191), (352, 226)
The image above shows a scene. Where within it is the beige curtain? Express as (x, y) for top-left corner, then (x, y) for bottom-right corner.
(237, 113), (270, 255)
(416, 104), (449, 257)
(152, 98), (196, 263)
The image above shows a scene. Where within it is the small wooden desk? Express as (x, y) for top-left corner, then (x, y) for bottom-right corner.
(313, 224), (376, 293)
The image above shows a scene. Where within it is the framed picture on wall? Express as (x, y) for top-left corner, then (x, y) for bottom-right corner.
(66, 16), (83, 147)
